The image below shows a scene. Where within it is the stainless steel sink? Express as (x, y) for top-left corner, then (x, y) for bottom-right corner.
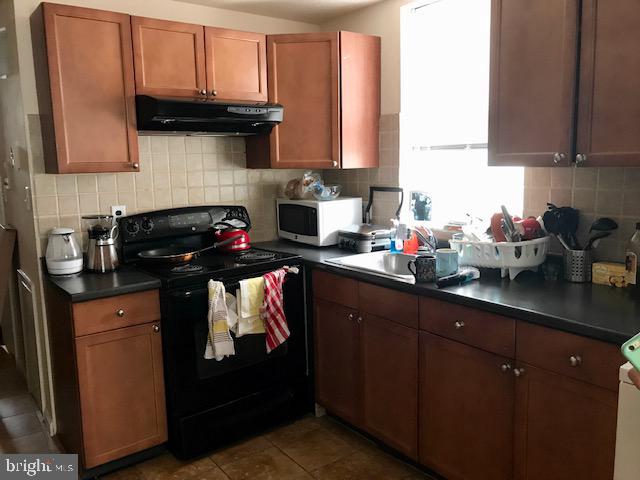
(325, 251), (416, 283)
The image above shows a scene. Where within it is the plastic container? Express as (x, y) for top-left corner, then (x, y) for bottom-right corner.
(449, 236), (550, 280)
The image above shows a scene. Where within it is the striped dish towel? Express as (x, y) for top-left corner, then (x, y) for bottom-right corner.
(204, 280), (235, 361)
(260, 268), (290, 353)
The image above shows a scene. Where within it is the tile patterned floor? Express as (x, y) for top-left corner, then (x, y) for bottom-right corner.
(0, 346), (59, 454)
(105, 415), (434, 480)
(0, 346), (434, 479)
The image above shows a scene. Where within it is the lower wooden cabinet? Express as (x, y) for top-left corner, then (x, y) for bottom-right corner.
(312, 270), (619, 479)
(513, 363), (617, 480)
(361, 313), (418, 459)
(313, 276), (419, 459)
(76, 322), (167, 468)
(46, 285), (167, 471)
(419, 332), (514, 480)
(314, 298), (361, 425)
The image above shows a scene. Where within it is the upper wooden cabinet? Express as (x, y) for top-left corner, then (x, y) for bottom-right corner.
(246, 31), (381, 169)
(205, 27), (267, 102)
(490, 0), (640, 167)
(131, 17), (207, 98)
(576, 0), (640, 166)
(488, 0), (578, 167)
(32, 3), (139, 173)
(131, 17), (267, 102)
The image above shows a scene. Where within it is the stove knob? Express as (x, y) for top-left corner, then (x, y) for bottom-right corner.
(125, 220), (140, 236)
(141, 218), (154, 233)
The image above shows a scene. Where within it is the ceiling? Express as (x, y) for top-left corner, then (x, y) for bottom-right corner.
(173, 0), (385, 24)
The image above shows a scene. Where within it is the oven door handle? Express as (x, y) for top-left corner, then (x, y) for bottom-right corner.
(169, 288), (207, 299)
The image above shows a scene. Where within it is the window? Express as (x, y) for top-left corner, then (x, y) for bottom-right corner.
(400, 0), (523, 225)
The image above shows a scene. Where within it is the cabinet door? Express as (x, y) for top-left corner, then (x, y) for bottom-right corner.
(361, 313), (418, 459)
(131, 16), (206, 98)
(38, 4), (138, 173)
(76, 323), (167, 468)
(488, 0), (578, 166)
(314, 298), (361, 425)
(576, 0), (640, 166)
(514, 363), (617, 480)
(266, 33), (340, 169)
(204, 27), (267, 102)
(419, 333), (514, 480)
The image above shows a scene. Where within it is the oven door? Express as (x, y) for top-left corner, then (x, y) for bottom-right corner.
(161, 266), (308, 418)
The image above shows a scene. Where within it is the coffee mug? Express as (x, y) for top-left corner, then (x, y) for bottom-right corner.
(408, 254), (436, 283)
(436, 248), (459, 277)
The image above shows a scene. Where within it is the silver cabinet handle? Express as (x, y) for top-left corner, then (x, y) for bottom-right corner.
(553, 152), (566, 164)
(454, 320), (465, 330)
(198, 89), (207, 96)
(569, 355), (582, 367)
(211, 90), (218, 96)
(331, 161), (338, 167)
(501, 363), (512, 373)
(132, 163), (139, 170)
(575, 153), (587, 166)
(356, 316), (362, 324)
(348, 313), (355, 321)
(116, 309), (125, 317)
(513, 367), (525, 378)
(153, 324), (160, 333)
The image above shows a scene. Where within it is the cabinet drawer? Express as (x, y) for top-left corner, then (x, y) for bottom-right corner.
(359, 282), (418, 328)
(313, 270), (358, 309)
(420, 298), (515, 357)
(73, 290), (160, 337)
(516, 322), (622, 391)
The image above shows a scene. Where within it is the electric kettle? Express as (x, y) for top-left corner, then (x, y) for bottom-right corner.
(45, 228), (83, 275)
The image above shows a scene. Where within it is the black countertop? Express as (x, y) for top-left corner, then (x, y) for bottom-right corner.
(46, 266), (161, 303)
(256, 240), (640, 345)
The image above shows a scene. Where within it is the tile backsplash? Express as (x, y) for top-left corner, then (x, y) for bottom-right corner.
(32, 135), (306, 252)
(323, 113), (401, 226)
(524, 167), (640, 261)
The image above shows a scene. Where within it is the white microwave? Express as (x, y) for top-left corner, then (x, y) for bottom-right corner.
(277, 197), (362, 246)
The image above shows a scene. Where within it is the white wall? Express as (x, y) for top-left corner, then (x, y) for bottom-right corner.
(321, 0), (412, 115)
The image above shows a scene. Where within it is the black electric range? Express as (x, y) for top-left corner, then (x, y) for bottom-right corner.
(119, 206), (310, 459)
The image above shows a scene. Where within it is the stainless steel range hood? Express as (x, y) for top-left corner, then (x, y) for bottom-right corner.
(135, 95), (283, 136)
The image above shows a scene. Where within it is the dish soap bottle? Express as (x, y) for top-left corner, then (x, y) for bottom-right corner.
(625, 223), (640, 285)
(390, 220), (405, 253)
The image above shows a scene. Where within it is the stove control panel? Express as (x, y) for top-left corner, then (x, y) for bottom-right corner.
(119, 206), (251, 244)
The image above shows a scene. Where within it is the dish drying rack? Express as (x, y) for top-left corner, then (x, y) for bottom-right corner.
(449, 236), (550, 280)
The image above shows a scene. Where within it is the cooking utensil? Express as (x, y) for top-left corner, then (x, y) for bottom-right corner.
(589, 217), (618, 233)
(585, 230), (612, 250)
(137, 234), (243, 265)
(544, 203), (581, 249)
(500, 205), (520, 242)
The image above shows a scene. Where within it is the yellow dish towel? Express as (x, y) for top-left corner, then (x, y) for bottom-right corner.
(235, 288), (265, 337)
(239, 276), (264, 318)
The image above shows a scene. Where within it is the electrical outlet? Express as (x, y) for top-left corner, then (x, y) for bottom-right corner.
(111, 205), (127, 218)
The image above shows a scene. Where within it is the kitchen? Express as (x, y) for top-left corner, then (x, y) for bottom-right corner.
(1, 0), (640, 479)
